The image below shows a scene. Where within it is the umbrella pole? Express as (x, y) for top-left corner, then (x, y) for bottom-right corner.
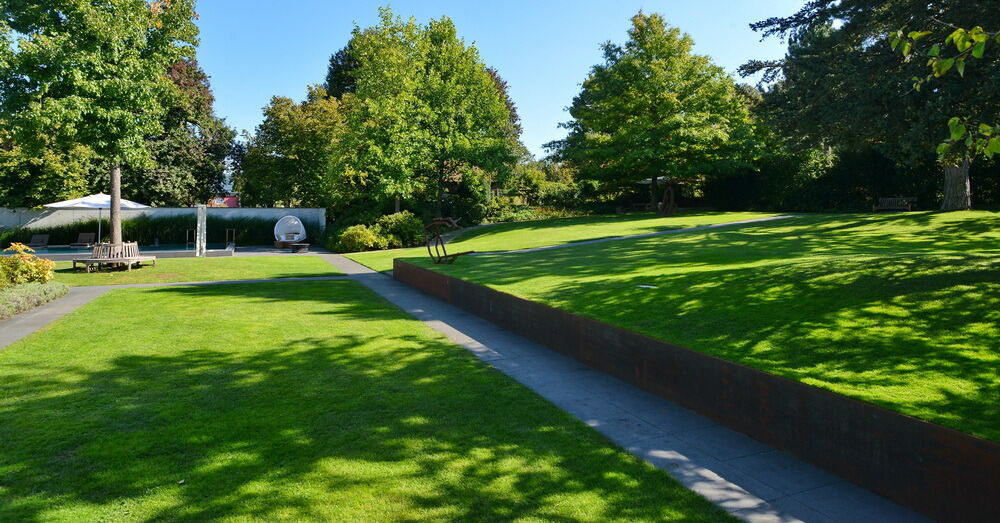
(98, 208), (102, 244)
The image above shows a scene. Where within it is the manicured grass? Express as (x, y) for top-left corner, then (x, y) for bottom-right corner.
(414, 211), (1000, 441)
(53, 256), (340, 286)
(0, 280), (730, 521)
(347, 211), (778, 272)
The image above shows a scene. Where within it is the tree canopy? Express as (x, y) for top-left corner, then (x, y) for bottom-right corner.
(342, 8), (517, 214)
(741, 0), (1000, 209)
(235, 86), (346, 208)
(549, 12), (753, 213)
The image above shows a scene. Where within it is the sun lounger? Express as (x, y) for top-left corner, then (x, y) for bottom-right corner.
(69, 232), (96, 247)
(26, 234), (49, 248)
(72, 242), (157, 272)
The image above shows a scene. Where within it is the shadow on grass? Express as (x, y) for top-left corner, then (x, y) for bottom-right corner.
(417, 212), (1000, 441)
(0, 281), (723, 521)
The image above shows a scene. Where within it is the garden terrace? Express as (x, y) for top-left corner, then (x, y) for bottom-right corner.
(347, 211), (779, 272)
(404, 211), (1000, 442)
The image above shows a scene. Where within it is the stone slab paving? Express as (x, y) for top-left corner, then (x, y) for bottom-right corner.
(322, 253), (928, 523)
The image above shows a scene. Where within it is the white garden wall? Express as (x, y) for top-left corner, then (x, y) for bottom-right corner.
(0, 207), (326, 231)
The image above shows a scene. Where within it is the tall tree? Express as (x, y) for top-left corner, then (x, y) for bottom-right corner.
(549, 12), (753, 214)
(343, 8), (517, 215)
(0, 0), (198, 241)
(235, 86), (347, 208)
(125, 58), (236, 206)
(743, 0), (999, 210)
(324, 44), (359, 98)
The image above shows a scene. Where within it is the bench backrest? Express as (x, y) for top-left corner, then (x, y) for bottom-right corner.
(878, 197), (917, 205)
(91, 242), (139, 259)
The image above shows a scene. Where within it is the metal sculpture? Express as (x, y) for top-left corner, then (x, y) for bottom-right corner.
(425, 217), (474, 264)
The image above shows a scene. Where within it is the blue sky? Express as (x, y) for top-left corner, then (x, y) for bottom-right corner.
(194, 1), (804, 158)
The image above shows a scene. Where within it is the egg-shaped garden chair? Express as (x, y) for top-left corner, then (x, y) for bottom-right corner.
(274, 215), (307, 246)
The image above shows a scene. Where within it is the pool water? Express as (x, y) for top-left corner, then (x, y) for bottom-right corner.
(35, 243), (230, 254)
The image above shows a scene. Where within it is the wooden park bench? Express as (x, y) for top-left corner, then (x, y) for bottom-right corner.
(873, 197), (917, 213)
(72, 242), (157, 272)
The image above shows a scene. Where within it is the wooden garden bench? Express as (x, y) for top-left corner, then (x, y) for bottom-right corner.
(72, 242), (156, 272)
(873, 197), (917, 212)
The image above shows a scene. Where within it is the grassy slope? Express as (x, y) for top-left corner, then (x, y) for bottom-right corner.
(0, 280), (728, 521)
(347, 211), (777, 272)
(53, 256), (340, 286)
(414, 212), (1000, 441)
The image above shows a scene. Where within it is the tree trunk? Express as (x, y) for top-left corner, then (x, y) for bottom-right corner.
(649, 175), (658, 209)
(109, 164), (123, 244)
(659, 182), (676, 216)
(394, 197), (401, 214)
(940, 160), (971, 211)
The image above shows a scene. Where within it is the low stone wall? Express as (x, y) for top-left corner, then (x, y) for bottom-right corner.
(0, 207), (326, 232)
(393, 259), (999, 523)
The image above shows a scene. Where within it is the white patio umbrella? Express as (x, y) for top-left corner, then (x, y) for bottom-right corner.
(43, 193), (150, 243)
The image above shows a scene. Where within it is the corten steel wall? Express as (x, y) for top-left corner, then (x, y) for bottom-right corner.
(394, 259), (1000, 523)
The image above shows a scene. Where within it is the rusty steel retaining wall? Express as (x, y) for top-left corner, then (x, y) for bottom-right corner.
(394, 260), (999, 522)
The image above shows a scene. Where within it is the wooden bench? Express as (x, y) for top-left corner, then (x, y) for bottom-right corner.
(72, 242), (157, 272)
(873, 197), (917, 212)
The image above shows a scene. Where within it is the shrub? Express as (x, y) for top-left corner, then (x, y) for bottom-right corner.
(0, 243), (55, 289)
(337, 225), (388, 252)
(0, 281), (69, 320)
(374, 211), (425, 248)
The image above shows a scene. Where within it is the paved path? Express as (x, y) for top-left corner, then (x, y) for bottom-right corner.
(321, 253), (926, 523)
(0, 251), (927, 522)
(470, 214), (795, 255)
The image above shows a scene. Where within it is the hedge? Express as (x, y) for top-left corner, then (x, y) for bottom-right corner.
(0, 282), (70, 321)
(0, 215), (325, 247)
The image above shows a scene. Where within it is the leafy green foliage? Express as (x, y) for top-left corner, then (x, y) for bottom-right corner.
(343, 8), (517, 212)
(374, 211), (425, 248)
(891, 24), (1000, 164)
(0, 243), (55, 288)
(743, 1), (999, 210)
(124, 59), (237, 206)
(0, 282), (68, 320)
(235, 86), (347, 208)
(337, 224), (389, 252)
(0, 0), (199, 167)
(0, 2), (233, 210)
(324, 44), (359, 98)
(550, 12), (754, 210)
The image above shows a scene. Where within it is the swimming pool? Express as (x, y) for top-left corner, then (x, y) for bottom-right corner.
(33, 243), (229, 254)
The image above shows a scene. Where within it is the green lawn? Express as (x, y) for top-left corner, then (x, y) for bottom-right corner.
(347, 211), (778, 272)
(0, 280), (729, 521)
(53, 256), (341, 286)
(413, 211), (1000, 442)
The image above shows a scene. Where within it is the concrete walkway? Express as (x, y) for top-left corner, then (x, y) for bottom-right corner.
(0, 253), (926, 522)
(470, 214), (795, 255)
(321, 253), (926, 523)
